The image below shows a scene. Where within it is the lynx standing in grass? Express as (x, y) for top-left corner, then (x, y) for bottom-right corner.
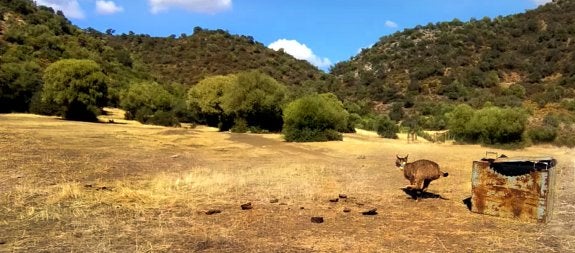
(395, 155), (448, 198)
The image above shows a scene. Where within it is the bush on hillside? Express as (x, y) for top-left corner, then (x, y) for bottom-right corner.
(527, 126), (557, 144)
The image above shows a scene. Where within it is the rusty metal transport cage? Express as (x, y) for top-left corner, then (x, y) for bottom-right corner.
(470, 153), (557, 223)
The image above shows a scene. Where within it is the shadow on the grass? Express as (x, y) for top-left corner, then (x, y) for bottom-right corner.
(401, 187), (449, 200)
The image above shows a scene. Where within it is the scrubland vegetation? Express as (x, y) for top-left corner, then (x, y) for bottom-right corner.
(4, 0), (575, 146)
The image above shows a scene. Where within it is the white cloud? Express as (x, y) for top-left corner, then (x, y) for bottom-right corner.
(149, 0), (232, 14)
(385, 20), (398, 28)
(96, 0), (123, 15)
(532, 0), (552, 5)
(35, 0), (85, 19)
(268, 39), (332, 69)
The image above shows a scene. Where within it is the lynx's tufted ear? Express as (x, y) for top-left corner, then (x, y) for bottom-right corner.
(396, 154), (409, 160)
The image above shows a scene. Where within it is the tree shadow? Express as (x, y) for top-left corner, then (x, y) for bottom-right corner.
(102, 119), (126, 125)
(401, 187), (449, 200)
(56, 117), (126, 124)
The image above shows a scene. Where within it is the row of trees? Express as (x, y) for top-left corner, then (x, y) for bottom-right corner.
(35, 61), (364, 142)
(15, 57), (575, 147)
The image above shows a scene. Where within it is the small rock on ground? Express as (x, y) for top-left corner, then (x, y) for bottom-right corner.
(240, 202), (252, 210)
(205, 209), (222, 215)
(362, 208), (378, 215)
(311, 217), (324, 223)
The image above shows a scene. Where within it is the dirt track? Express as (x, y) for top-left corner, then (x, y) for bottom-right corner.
(0, 113), (574, 252)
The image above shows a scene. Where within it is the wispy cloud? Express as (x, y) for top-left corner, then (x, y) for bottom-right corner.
(35, 0), (85, 19)
(532, 0), (552, 5)
(385, 20), (398, 28)
(149, 0), (232, 14)
(268, 39), (332, 69)
(95, 0), (123, 15)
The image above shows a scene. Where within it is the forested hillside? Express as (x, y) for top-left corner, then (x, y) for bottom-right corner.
(332, 0), (575, 108)
(329, 0), (575, 146)
(0, 0), (329, 115)
(105, 28), (330, 87)
(0, 0), (148, 112)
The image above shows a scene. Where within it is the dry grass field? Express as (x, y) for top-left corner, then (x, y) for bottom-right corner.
(1, 110), (574, 252)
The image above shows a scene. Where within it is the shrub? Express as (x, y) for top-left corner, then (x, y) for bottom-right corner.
(527, 126), (557, 144)
(375, 116), (399, 139)
(120, 81), (179, 126)
(554, 125), (575, 148)
(282, 93), (348, 142)
(0, 61), (42, 113)
(388, 102), (404, 122)
(560, 99), (575, 112)
(447, 104), (528, 145)
(230, 118), (249, 133)
(147, 110), (180, 127)
(283, 128), (342, 142)
(28, 91), (60, 116)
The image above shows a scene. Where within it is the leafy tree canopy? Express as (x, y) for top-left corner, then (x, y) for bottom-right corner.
(447, 104), (528, 145)
(41, 59), (108, 121)
(188, 71), (288, 131)
(120, 81), (180, 126)
(282, 93), (349, 142)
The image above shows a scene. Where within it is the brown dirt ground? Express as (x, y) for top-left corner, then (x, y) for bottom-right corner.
(0, 112), (574, 252)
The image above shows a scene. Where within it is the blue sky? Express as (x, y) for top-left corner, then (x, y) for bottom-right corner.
(36, 0), (551, 70)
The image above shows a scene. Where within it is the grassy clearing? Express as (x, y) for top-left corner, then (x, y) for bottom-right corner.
(0, 113), (574, 252)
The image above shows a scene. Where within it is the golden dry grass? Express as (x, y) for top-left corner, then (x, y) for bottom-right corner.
(0, 112), (574, 252)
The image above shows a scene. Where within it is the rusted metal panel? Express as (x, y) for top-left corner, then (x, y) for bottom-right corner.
(471, 156), (556, 223)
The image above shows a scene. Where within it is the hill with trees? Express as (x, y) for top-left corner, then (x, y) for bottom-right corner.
(0, 0), (329, 115)
(331, 0), (575, 106)
(105, 27), (331, 88)
(4, 0), (575, 146)
(0, 0), (334, 134)
(330, 0), (575, 146)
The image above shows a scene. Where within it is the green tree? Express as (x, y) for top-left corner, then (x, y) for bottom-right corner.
(375, 116), (399, 139)
(41, 59), (108, 121)
(282, 93), (349, 142)
(447, 105), (528, 144)
(120, 81), (179, 126)
(0, 61), (42, 112)
(388, 102), (404, 122)
(221, 71), (288, 132)
(446, 104), (476, 142)
(188, 72), (288, 132)
(187, 74), (237, 129)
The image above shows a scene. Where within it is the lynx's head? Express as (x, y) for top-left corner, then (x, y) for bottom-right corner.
(395, 154), (409, 170)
